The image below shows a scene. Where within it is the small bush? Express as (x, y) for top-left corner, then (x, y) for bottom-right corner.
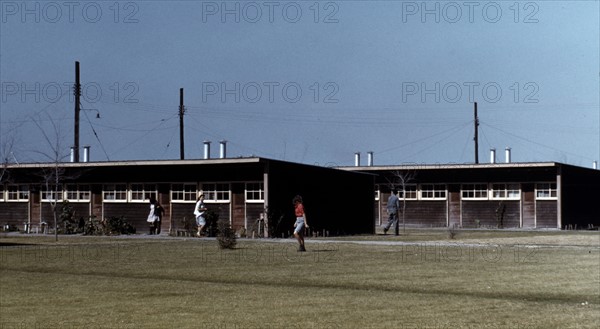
(59, 201), (85, 234)
(180, 216), (197, 236)
(204, 210), (220, 237)
(217, 219), (237, 249)
(103, 216), (136, 235)
(495, 202), (506, 228)
(83, 216), (103, 236)
(83, 216), (135, 236)
(266, 207), (284, 238)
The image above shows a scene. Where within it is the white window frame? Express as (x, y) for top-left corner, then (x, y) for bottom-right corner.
(0, 185), (4, 202)
(536, 182), (557, 200)
(462, 184), (489, 200)
(202, 183), (230, 203)
(398, 184), (418, 200)
(65, 184), (91, 202)
(130, 183), (157, 203)
(7, 185), (29, 202)
(103, 184), (128, 202)
(245, 182), (264, 203)
(420, 184), (447, 200)
(171, 183), (197, 203)
(491, 183), (521, 200)
(41, 185), (64, 203)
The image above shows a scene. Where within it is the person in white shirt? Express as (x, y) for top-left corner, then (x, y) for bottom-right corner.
(194, 193), (207, 237)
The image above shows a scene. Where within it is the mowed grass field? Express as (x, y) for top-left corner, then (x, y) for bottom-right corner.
(0, 231), (598, 329)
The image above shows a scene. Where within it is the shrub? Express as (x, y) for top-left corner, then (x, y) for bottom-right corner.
(103, 216), (136, 235)
(217, 218), (237, 249)
(495, 202), (506, 228)
(83, 216), (103, 236)
(204, 210), (219, 237)
(59, 201), (84, 234)
(184, 216), (195, 234)
(266, 207), (285, 238)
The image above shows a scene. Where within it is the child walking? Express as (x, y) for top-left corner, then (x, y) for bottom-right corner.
(293, 195), (309, 252)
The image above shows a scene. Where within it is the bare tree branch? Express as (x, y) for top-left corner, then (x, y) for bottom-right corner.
(389, 170), (417, 233)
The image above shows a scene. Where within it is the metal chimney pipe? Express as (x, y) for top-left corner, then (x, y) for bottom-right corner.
(505, 147), (511, 163)
(367, 151), (373, 166)
(70, 147), (76, 162)
(219, 140), (227, 159)
(593, 161), (598, 170)
(354, 152), (361, 167)
(83, 146), (90, 162)
(490, 148), (496, 164)
(203, 141), (211, 159)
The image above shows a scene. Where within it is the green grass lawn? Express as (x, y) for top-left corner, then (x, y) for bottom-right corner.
(1, 232), (599, 329)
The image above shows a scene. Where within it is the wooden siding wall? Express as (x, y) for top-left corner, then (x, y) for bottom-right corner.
(40, 203), (90, 224)
(378, 192), (447, 227)
(245, 203), (265, 235)
(104, 203), (151, 233)
(404, 201), (447, 226)
(461, 201), (520, 228)
(231, 183), (245, 230)
(536, 201), (558, 228)
(376, 184), (551, 229)
(0, 203), (29, 227)
(171, 203), (195, 230)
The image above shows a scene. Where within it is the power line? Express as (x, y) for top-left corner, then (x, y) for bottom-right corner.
(482, 122), (595, 161)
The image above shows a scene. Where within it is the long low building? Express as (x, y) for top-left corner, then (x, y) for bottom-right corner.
(0, 158), (375, 236)
(341, 162), (600, 229)
(2, 158), (598, 234)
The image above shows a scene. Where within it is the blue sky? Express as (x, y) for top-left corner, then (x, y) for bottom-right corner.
(1, 0), (599, 167)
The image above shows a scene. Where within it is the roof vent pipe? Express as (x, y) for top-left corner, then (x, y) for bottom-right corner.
(367, 151), (374, 166)
(70, 147), (76, 163)
(83, 146), (90, 162)
(219, 140), (227, 159)
(593, 161), (598, 170)
(203, 141), (211, 160)
(490, 148), (496, 164)
(354, 152), (361, 167)
(505, 147), (511, 163)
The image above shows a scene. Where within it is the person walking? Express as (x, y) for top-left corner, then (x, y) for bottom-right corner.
(154, 199), (164, 235)
(194, 193), (207, 237)
(147, 197), (160, 235)
(293, 195), (309, 252)
(383, 189), (400, 235)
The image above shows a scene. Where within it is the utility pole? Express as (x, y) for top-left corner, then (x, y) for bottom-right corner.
(73, 61), (81, 163)
(179, 88), (185, 160)
(474, 101), (479, 164)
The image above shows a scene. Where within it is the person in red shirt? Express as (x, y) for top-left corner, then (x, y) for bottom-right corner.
(293, 195), (309, 252)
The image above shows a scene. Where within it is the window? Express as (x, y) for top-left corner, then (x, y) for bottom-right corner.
(398, 185), (417, 200)
(462, 184), (488, 200)
(0, 185), (4, 201)
(65, 184), (91, 202)
(420, 184), (446, 200)
(536, 183), (557, 199)
(130, 184), (157, 202)
(171, 183), (197, 202)
(103, 184), (127, 202)
(491, 183), (520, 200)
(202, 183), (230, 203)
(41, 185), (64, 202)
(7, 185), (29, 201)
(245, 182), (264, 202)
